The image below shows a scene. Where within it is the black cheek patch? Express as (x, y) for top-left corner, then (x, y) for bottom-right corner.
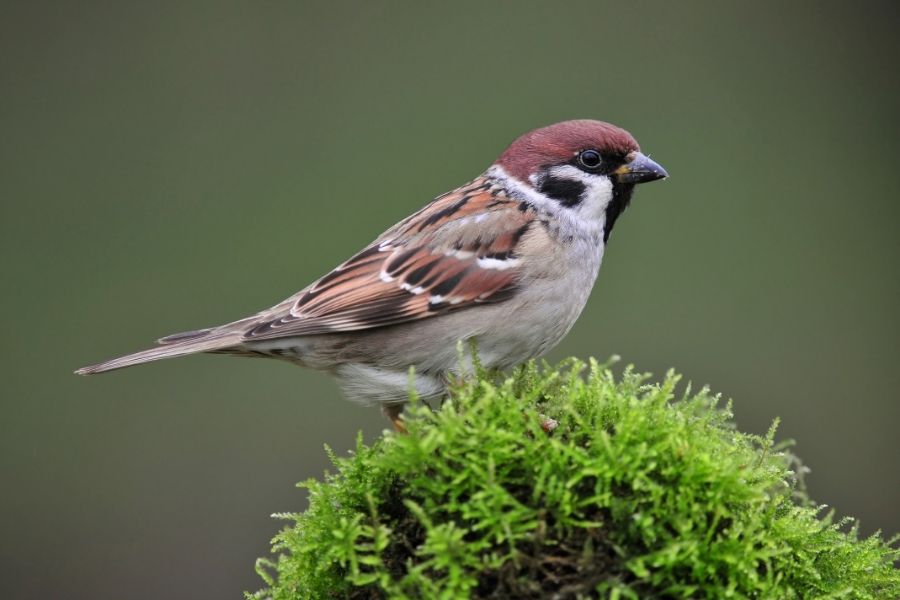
(538, 176), (586, 208)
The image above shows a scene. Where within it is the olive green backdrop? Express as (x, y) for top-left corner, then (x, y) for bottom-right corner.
(2, 2), (898, 598)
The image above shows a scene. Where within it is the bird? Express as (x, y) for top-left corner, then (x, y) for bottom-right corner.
(76, 120), (667, 430)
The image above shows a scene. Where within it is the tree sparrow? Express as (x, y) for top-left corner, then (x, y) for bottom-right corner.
(76, 120), (667, 429)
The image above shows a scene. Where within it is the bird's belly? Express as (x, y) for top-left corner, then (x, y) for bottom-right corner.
(476, 285), (593, 368)
(244, 249), (600, 405)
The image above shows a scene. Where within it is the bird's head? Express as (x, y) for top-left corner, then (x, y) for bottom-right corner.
(494, 119), (667, 242)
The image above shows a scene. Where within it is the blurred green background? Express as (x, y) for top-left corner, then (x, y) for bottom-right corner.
(2, 2), (898, 598)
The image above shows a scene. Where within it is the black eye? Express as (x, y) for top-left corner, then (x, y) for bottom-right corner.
(577, 149), (602, 169)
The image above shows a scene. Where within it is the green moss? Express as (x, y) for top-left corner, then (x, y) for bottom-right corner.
(249, 359), (899, 599)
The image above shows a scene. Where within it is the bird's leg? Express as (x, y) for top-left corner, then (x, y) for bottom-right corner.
(381, 403), (407, 434)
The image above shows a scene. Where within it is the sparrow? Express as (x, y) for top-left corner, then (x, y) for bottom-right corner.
(76, 120), (667, 430)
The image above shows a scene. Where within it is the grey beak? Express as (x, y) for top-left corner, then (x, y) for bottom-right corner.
(614, 152), (668, 184)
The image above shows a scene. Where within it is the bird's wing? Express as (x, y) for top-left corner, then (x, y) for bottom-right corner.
(242, 176), (535, 340)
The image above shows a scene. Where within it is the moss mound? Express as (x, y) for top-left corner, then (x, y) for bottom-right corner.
(250, 359), (899, 599)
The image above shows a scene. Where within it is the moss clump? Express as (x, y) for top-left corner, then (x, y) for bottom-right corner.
(249, 359), (899, 599)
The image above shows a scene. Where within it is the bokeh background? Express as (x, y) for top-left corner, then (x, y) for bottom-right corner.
(2, 2), (898, 598)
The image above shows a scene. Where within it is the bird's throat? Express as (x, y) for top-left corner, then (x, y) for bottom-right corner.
(603, 182), (635, 243)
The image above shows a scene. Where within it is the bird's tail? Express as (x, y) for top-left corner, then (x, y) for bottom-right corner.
(74, 327), (242, 375)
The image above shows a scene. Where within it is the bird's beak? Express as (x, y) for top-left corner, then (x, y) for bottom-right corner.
(614, 152), (668, 184)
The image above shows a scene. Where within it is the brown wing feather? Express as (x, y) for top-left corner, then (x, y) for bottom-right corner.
(244, 177), (534, 340)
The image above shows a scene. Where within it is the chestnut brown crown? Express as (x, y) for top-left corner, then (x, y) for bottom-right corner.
(495, 120), (641, 182)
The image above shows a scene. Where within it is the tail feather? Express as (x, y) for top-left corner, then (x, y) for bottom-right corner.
(157, 327), (215, 344)
(75, 330), (242, 375)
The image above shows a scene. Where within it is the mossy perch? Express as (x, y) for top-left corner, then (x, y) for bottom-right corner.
(249, 359), (899, 599)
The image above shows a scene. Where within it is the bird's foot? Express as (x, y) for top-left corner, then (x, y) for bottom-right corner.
(381, 403), (407, 434)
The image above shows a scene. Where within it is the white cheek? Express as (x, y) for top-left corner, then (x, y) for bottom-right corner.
(545, 165), (614, 220)
(487, 164), (607, 242)
(579, 175), (613, 220)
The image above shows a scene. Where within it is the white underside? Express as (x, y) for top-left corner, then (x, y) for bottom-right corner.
(334, 363), (447, 405)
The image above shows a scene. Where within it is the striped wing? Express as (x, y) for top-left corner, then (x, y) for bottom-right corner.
(243, 177), (534, 340)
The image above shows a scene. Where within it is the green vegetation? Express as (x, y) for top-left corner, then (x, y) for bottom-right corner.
(250, 359), (900, 599)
